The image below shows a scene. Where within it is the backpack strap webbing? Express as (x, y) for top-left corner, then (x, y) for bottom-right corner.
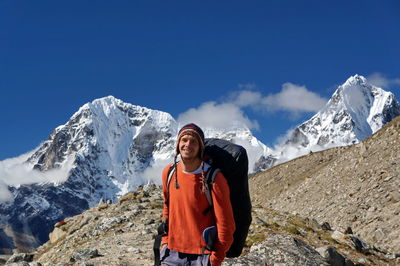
(165, 162), (178, 206)
(201, 168), (220, 253)
(202, 167), (220, 215)
(166, 163), (177, 190)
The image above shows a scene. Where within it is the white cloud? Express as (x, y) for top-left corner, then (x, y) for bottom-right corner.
(367, 72), (400, 88)
(231, 90), (262, 107)
(0, 151), (73, 203)
(176, 82), (327, 171)
(263, 83), (327, 113)
(267, 127), (314, 166)
(0, 180), (13, 202)
(177, 101), (260, 130)
(140, 158), (173, 185)
(230, 83), (327, 115)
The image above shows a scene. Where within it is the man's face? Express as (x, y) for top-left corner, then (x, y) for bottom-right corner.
(179, 133), (200, 161)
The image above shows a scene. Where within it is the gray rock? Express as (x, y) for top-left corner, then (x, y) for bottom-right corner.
(5, 262), (30, 266)
(70, 249), (101, 262)
(224, 234), (328, 265)
(357, 257), (372, 264)
(344, 227), (353, 234)
(124, 222), (135, 229)
(321, 222), (332, 231)
(94, 216), (126, 234)
(344, 259), (355, 266)
(6, 254), (33, 264)
(254, 217), (268, 226)
(331, 230), (346, 241)
(78, 262), (94, 266)
(0, 257), (7, 264)
(141, 228), (152, 234)
(141, 218), (155, 225)
(316, 246), (350, 266)
(127, 247), (141, 254)
(349, 235), (372, 254)
(390, 190), (400, 201)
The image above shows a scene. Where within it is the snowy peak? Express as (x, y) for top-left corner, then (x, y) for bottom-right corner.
(275, 75), (400, 164)
(0, 96), (185, 253)
(332, 75), (399, 135)
(329, 75), (375, 139)
(28, 96), (177, 172)
(338, 75), (373, 112)
(24, 95), (270, 201)
(342, 74), (367, 87)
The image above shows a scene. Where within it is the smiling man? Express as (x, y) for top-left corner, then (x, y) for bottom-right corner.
(160, 123), (235, 266)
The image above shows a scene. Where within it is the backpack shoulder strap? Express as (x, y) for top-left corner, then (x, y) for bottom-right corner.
(165, 162), (178, 206)
(206, 167), (220, 186)
(204, 167), (220, 207)
(166, 163), (176, 191)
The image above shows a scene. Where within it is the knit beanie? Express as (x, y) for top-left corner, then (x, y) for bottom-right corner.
(176, 123), (205, 158)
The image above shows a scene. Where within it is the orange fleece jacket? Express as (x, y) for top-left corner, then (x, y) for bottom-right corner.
(161, 162), (235, 266)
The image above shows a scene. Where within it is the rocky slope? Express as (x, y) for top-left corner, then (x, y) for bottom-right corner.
(251, 116), (400, 255)
(3, 184), (397, 266)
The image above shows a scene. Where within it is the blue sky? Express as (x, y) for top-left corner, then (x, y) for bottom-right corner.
(1, 0), (399, 160)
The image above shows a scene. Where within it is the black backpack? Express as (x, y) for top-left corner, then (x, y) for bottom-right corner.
(203, 138), (252, 257)
(153, 138), (252, 264)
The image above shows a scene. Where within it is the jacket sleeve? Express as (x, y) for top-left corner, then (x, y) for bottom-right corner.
(161, 165), (171, 245)
(210, 171), (235, 266)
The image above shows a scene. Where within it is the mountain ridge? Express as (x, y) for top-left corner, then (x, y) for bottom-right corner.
(0, 75), (399, 255)
(272, 74), (400, 165)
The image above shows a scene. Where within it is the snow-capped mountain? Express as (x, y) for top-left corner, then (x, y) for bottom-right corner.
(0, 96), (270, 253)
(274, 74), (400, 164)
(202, 127), (273, 172)
(27, 96), (178, 201)
(1, 74), (398, 254)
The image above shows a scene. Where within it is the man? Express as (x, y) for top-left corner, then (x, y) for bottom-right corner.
(160, 123), (235, 266)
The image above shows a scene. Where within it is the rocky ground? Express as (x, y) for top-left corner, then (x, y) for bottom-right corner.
(1, 183), (398, 265)
(33, 185), (161, 266)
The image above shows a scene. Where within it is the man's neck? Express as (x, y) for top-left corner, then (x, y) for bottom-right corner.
(181, 158), (202, 172)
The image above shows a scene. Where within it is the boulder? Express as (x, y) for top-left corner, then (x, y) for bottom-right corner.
(316, 246), (354, 266)
(5, 253), (33, 264)
(224, 234), (328, 265)
(49, 227), (67, 244)
(70, 249), (101, 262)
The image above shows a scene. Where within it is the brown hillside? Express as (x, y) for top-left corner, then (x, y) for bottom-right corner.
(250, 116), (400, 253)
